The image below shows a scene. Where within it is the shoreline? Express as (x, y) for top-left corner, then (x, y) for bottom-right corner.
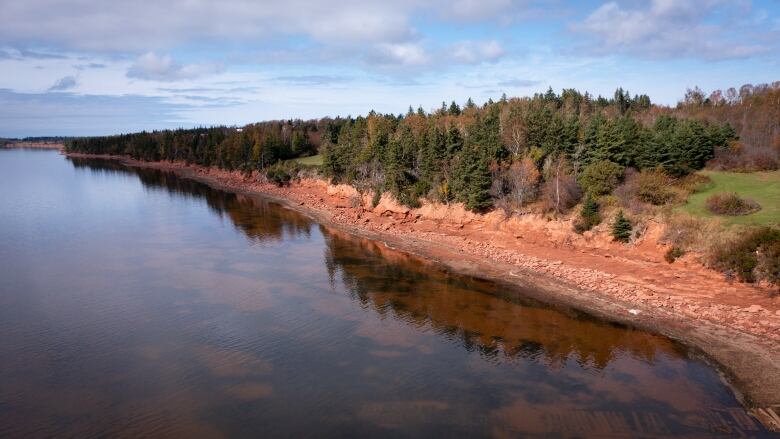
(65, 152), (780, 431)
(3, 143), (64, 150)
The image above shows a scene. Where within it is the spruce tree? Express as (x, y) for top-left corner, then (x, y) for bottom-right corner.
(446, 125), (463, 156)
(452, 146), (493, 212)
(575, 194), (600, 233)
(612, 210), (632, 242)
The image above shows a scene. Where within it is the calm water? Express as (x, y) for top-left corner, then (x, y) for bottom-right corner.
(0, 149), (771, 438)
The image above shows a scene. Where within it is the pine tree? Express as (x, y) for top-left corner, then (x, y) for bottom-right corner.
(452, 145), (493, 212)
(574, 194), (601, 233)
(612, 210), (632, 242)
(446, 125), (463, 156)
(448, 101), (461, 116)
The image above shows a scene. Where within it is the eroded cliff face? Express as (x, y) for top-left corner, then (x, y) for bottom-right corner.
(289, 177), (779, 338)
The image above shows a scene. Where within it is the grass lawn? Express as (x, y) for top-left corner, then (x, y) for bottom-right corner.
(292, 154), (323, 166)
(681, 170), (780, 226)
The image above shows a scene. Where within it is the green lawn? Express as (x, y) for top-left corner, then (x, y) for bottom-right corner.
(291, 154), (323, 166)
(681, 170), (780, 226)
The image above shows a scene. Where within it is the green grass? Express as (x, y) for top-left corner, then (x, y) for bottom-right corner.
(681, 170), (780, 226)
(291, 154), (323, 166)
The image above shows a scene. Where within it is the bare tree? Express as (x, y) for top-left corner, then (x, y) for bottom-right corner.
(500, 105), (527, 156)
(542, 155), (581, 214)
(508, 157), (540, 209)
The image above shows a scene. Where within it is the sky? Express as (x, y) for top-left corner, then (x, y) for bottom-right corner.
(1, 0), (778, 137)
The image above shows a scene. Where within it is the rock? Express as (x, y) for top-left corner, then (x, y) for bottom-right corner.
(743, 305), (764, 313)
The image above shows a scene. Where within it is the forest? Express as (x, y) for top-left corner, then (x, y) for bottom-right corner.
(68, 82), (778, 214)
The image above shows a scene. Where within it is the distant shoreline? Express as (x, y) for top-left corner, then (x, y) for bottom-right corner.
(3, 142), (64, 150)
(64, 151), (780, 432)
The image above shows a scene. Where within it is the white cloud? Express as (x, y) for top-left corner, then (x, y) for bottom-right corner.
(367, 43), (430, 67)
(0, 0), (421, 53)
(448, 40), (504, 64)
(126, 52), (222, 81)
(0, 0), (552, 57)
(573, 0), (770, 60)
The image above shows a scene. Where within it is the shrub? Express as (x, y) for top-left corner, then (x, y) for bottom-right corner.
(664, 246), (686, 263)
(705, 192), (761, 216)
(614, 167), (678, 211)
(579, 160), (624, 196)
(612, 210), (632, 242)
(542, 174), (581, 214)
(574, 195), (601, 233)
(710, 227), (780, 284)
(660, 213), (722, 252)
(709, 142), (779, 172)
(265, 164), (294, 186)
(755, 241), (780, 291)
(676, 173), (712, 194)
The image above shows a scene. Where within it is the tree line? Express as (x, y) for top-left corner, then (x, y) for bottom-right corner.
(67, 83), (780, 213)
(320, 88), (736, 211)
(68, 120), (324, 173)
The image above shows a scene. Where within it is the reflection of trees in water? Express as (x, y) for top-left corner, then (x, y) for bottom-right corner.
(322, 230), (675, 370)
(68, 157), (313, 243)
(67, 157), (676, 370)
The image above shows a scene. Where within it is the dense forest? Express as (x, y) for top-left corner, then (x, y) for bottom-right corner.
(68, 82), (779, 214)
(68, 120), (322, 170)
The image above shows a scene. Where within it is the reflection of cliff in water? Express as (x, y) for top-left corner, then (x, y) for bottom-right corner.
(321, 228), (678, 370)
(69, 157), (677, 371)
(68, 157), (313, 243)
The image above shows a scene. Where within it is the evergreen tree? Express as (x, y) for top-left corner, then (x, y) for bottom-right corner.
(575, 194), (600, 233)
(612, 210), (632, 242)
(451, 145), (493, 212)
(446, 125), (463, 156)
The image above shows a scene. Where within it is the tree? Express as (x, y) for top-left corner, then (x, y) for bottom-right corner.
(448, 101), (461, 116)
(579, 160), (624, 196)
(508, 157), (540, 208)
(542, 155), (581, 213)
(574, 194), (600, 233)
(446, 125), (463, 156)
(451, 145), (493, 212)
(612, 210), (632, 242)
(501, 105), (527, 156)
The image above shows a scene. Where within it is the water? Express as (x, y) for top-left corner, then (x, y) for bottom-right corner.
(0, 149), (771, 437)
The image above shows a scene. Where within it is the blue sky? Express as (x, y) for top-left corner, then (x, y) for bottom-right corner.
(1, 0), (778, 137)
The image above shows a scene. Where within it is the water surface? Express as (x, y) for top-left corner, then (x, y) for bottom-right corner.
(0, 149), (770, 437)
